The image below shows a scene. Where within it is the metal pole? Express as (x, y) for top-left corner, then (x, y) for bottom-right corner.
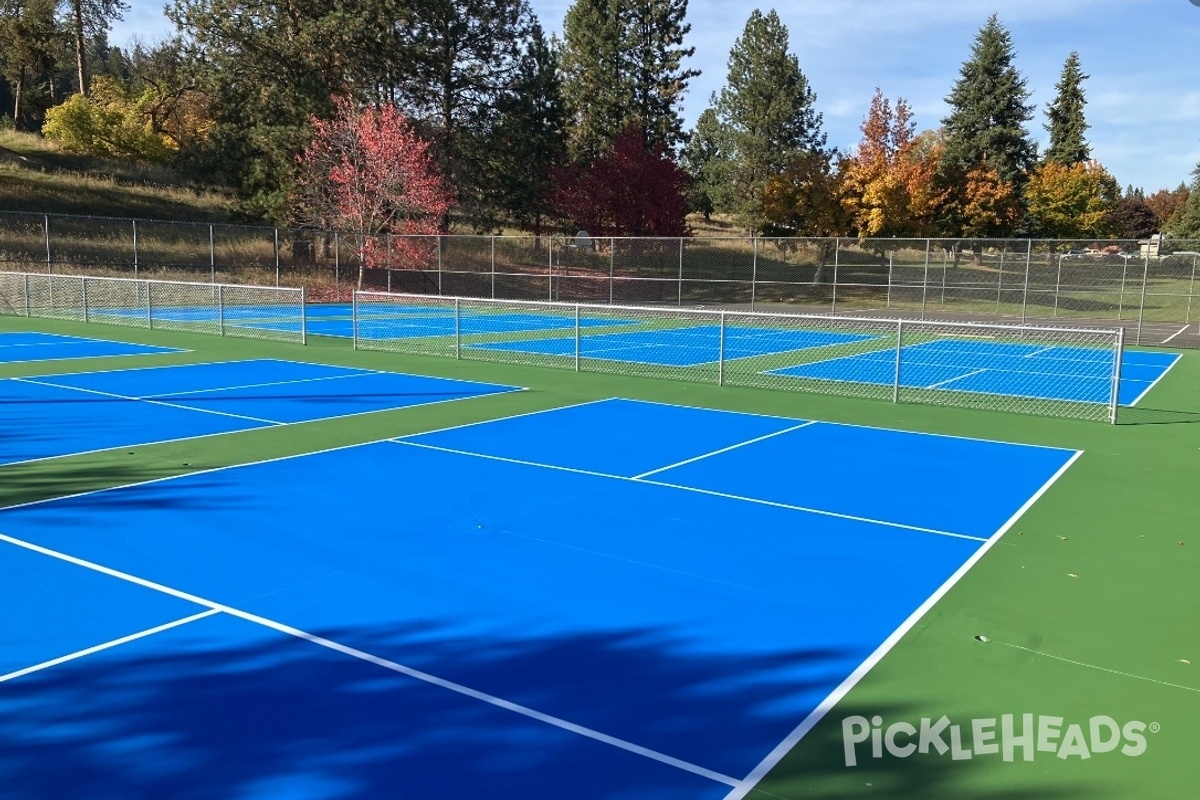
(44, 214), (51, 270)
(920, 244), (930, 318)
(1053, 251), (1063, 317)
(831, 238), (840, 311)
(892, 318), (904, 404)
(574, 304), (581, 372)
(209, 224), (216, 283)
(491, 236), (496, 299)
(81, 276), (88, 323)
(300, 285), (307, 346)
(677, 237), (684, 306)
(147, 281), (153, 329)
(547, 236), (553, 301)
(1136, 255), (1149, 345)
(887, 249), (895, 308)
(1186, 254), (1197, 324)
(1020, 239), (1032, 324)
(718, 311), (726, 386)
(132, 219), (139, 279)
(750, 238), (758, 311)
(23, 273), (30, 316)
(437, 235), (443, 295)
(1117, 256), (1129, 319)
(274, 227), (280, 287)
(1109, 327), (1125, 424)
(995, 246), (1004, 315)
(334, 231), (340, 300)
(218, 284), (225, 336)
(386, 233), (392, 293)
(454, 297), (461, 359)
(351, 288), (358, 350)
(609, 238), (615, 304)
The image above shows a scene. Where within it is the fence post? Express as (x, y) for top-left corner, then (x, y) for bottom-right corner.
(1136, 254), (1150, 345)
(386, 233), (392, 293)
(300, 285), (307, 346)
(44, 214), (51, 271)
(677, 237), (684, 306)
(438, 235), (444, 296)
(491, 235), (496, 299)
(351, 288), (358, 350)
(209, 224), (216, 283)
(132, 219), (139, 279)
(274, 227), (280, 287)
(547, 236), (553, 301)
(218, 284), (225, 336)
(1020, 239), (1032, 324)
(1109, 327), (1125, 424)
(718, 311), (726, 386)
(1053, 249), (1063, 317)
(574, 304), (581, 372)
(750, 237), (758, 311)
(609, 238), (615, 304)
(23, 273), (30, 316)
(454, 296), (461, 359)
(887, 248), (896, 308)
(1187, 253), (1197, 324)
(334, 232), (340, 299)
(81, 276), (88, 323)
(920, 243), (930, 318)
(892, 318), (905, 403)
(831, 238), (840, 311)
(146, 281), (153, 329)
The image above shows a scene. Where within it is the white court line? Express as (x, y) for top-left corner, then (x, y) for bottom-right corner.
(147, 369), (377, 399)
(1022, 346), (1057, 358)
(0, 609), (220, 683)
(1125, 353), (1183, 408)
(0, 533), (738, 788)
(633, 423), (816, 479)
(924, 368), (988, 390)
(1163, 324), (1191, 344)
(10, 377), (284, 426)
(994, 642), (1200, 694)
(393, 439), (987, 543)
(393, 397), (615, 440)
(723, 448), (1084, 800)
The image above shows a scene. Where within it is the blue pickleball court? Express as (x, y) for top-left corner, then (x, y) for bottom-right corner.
(0, 358), (517, 467)
(770, 339), (1179, 406)
(0, 331), (182, 363)
(0, 398), (1080, 798)
(469, 325), (877, 367)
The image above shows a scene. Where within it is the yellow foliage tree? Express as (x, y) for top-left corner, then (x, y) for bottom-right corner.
(42, 76), (175, 161)
(1025, 160), (1120, 239)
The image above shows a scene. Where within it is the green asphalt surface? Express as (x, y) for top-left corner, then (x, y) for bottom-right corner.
(1, 314), (1196, 799)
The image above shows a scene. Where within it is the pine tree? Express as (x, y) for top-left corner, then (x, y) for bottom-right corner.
(1167, 163), (1200, 239)
(559, 0), (697, 161)
(59, 0), (128, 96)
(1044, 52), (1090, 166)
(680, 107), (726, 219)
(712, 8), (826, 232)
(940, 14), (1035, 194)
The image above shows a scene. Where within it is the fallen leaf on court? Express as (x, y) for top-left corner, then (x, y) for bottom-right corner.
(1067, 573), (1078, 578)
(1178, 659), (1192, 665)
(1057, 536), (1069, 541)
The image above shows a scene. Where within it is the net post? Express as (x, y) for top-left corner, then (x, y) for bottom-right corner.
(23, 273), (31, 317)
(146, 279), (153, 329)
(831, 238), (840, 311)
(574, 304), (581, 371)
(454, 296), (461, 359)
(1021, 239), (1032, 324)
(218, 284), (225, 335)
(352, 290), (359, 350)
(892, 318), (904, 404)
(677, 237), (684, 306)
(1109, 326), (1124, 424)
(81, 276), (88, 323)
(209, 223), (216, 282)
(1136, 255), (1149, 345)
(750, 237), (758, 311)
(718, 311), (726, 386)
(132, 219), (139, 279)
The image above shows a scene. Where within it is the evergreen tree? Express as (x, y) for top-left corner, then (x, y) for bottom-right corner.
(59, 0), (128, 95)
(940, 15), (1035, 193)
(559, 0), (697, 161)
(681, 107), (726, 219)
(0, 0), (61, 129)
(711, 8), (826, 232)
(1044, 51), (1090, 166)
(487, 19), (567, 234)
(1167, 163), (1200, 239)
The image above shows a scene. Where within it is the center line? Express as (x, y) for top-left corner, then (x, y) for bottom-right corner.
(633, 422), (816, 479)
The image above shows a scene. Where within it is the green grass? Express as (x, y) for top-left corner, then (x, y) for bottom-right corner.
(0, 130), (233, 221)
(1, 307), (1197, 798)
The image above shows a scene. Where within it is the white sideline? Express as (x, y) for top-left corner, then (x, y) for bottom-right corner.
(0, 533), (739, 788)
(721, 449), (1084, 799)
(0, 609), (220, 683)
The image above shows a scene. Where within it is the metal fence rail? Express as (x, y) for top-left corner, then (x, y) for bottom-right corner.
(1, 210), (1194, 348)
(353, 291), (1123, 423)
(0, 271), (306, 344)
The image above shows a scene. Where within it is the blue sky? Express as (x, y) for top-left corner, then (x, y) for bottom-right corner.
(111, 0), (1200, 193)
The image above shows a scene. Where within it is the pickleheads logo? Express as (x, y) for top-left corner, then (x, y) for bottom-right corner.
(842, 714), (1157, 767)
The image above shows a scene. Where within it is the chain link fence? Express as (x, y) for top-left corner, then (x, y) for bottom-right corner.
(0, 271), (306, 343)
(2, 211), (1195, 347)
(353, 291), (1123, 423)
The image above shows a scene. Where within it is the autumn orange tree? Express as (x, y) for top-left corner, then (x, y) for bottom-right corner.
(1025, 160), (1120, 240)
(840, 90), (939, 239)
(761, 149), (850, 280)
(292, 98), (453, 287)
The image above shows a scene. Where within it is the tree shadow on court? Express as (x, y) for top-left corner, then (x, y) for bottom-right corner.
(0, 617), (1103, 800)
(0, 458), (190, 509)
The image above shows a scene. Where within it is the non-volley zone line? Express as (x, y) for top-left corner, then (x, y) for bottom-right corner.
(0, 398), (1082, 796)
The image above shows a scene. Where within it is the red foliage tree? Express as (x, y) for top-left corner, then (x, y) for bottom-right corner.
(292, 98), (453, 286)
(555, 126), (690, 237)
